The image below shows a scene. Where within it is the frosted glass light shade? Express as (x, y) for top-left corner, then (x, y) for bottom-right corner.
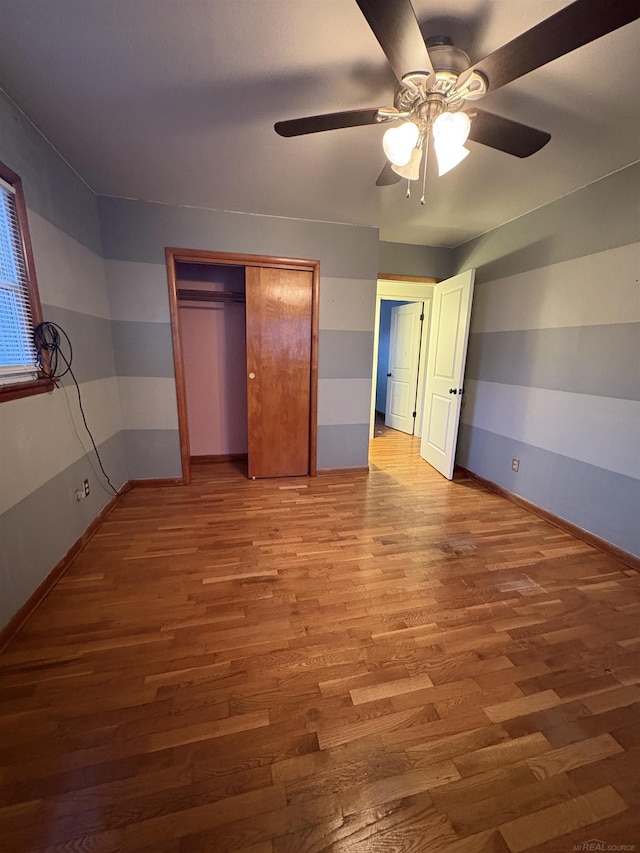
(432, 112), (471, 146)
(383, 121), (420, 167)
(434, 142), (470, 176)
(433, 112), (471, 176)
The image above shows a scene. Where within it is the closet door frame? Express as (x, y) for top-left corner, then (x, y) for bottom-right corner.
(166, 247), (320, 484)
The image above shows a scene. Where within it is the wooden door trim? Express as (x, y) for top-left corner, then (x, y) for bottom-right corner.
(378, 274), (439, 283)
(167, 247), (316, 272)
(166, 247), (319, 484)
(309, 263), (319, 477)
(166, 249), (190, 484)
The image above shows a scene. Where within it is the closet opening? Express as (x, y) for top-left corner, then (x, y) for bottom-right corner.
(166, 248), (319, 485)
(177, 262), (248, 475)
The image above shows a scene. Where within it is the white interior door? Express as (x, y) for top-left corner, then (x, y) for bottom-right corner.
(385, 301), (423, 434)
(420, 270), (475, 478)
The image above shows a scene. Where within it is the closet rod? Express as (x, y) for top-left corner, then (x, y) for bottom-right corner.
(178, 288), (245, 304)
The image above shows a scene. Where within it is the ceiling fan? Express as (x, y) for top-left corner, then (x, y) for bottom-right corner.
(274, 0), (639, 201)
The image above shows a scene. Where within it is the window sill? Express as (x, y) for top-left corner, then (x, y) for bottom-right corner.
(0, 376), (56, 403)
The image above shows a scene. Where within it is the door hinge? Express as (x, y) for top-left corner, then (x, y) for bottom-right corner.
(412, 411), (417, 418)
(420, 313), (424, 321)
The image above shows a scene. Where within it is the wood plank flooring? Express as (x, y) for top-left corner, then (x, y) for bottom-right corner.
(1, 428), (639, 852)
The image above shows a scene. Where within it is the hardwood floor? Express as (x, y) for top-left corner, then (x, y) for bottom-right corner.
(1, 428), (639, 851)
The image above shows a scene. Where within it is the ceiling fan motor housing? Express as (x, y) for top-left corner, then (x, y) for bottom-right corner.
(427, 41), (471, 76)
(395, 41), (487, 127)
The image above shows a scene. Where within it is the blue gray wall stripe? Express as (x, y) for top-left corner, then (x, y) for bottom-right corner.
(465, 324), (640, 401)
(111, 321), (175, 378)
(319, 330), (375, 380)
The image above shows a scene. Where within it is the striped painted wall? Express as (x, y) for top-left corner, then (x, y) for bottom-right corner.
(454, 164), (640, 557)
(98, 196), (380, 475)
(0, 89), (127, 630)
(105, 255), (179, 480)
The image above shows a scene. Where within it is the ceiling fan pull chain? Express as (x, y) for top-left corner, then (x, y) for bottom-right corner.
(420, 136), (429, 205)
(406, 178), (411, 199)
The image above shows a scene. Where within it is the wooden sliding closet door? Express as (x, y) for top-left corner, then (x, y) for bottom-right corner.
(245, 266), (313, 478)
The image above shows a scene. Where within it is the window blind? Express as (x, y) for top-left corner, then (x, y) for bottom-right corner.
(0, 175), (39, 385)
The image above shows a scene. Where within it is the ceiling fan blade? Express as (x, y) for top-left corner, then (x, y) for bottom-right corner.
(275, 108), (381, 137)
(356, 0), (435, 84)
(457, 0), (640, 94)
(467, 109), (551, 158)
(376, 162), (402, 186)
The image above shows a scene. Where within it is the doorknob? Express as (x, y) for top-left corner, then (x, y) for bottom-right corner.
(449, 388), (457, 394)
(249, 372), (256, 380)
(387, 372), (392, 377)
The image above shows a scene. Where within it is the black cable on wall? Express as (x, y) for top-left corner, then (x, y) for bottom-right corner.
(34, 321), (119, 496)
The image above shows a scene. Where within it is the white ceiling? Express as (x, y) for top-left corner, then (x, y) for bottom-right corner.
(0, 0), (638, 247)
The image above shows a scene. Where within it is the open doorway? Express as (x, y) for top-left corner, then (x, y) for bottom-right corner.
(370, 277), (436, 442)
(369, 271), (476, 480)
(376, 299), (424, 435)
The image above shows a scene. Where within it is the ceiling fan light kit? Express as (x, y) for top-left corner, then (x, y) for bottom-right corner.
(274, 0), (640, 203)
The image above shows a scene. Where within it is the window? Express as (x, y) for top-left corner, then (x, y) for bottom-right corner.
(0, 160), (51, 402)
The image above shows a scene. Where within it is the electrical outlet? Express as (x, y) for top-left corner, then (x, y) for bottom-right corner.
(511, 458), (520, 472)
(83, 478), (90, 497)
